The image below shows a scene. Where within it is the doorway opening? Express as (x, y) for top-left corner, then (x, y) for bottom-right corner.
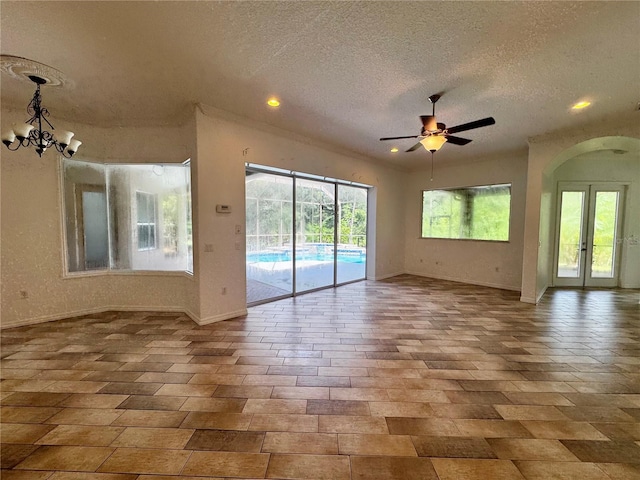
(245, 165), (369, 305)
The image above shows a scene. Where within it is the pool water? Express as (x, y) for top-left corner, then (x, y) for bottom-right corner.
(247, 251), (365, 264)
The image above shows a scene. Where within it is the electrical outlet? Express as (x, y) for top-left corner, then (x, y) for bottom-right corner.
(204, 244), (214, 253)
(235, 224), (242, 234)
(19, 290), (28, 299)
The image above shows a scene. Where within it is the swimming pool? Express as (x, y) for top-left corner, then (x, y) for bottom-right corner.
(247, 247), (366, 264)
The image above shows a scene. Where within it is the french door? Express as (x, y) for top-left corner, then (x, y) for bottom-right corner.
(554, 183), (625, 287)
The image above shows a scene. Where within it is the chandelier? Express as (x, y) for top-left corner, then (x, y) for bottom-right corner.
(2, 75), (81, 158)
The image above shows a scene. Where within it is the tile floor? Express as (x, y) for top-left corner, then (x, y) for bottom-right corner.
(1, 274), (639, 479)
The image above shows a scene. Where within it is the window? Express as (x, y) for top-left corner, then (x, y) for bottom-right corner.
(422, 184), (511, 241)
(136, 192), (157, 250)
(62, 159), (192, 273)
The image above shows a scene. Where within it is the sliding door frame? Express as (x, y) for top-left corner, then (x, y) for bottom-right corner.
(245, 164), (369, 305)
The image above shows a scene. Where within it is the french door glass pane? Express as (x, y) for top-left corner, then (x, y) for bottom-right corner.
(557, 191), (585, 278)
(295, 178), (335, 292)
(245, 172), (294, 304)
(337, 184), (367, 284)
(591, 191), (619, 278)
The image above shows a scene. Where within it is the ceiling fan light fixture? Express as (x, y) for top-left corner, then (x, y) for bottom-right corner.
(420, 135), (447, 152)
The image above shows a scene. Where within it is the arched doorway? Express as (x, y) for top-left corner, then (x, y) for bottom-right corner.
(543, 137), (640, 290)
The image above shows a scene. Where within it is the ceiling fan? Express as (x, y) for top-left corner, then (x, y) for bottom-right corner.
(380, 94), (496, 153)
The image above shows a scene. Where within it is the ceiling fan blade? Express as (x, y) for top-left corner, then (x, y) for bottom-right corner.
(446, 117), (495, 134)
(379, 135), (419, 141)
(445, 135), (472, 146)
(405, 142), (423, 152)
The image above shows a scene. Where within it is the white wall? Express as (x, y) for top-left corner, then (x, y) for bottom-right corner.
(403, 150), (528, 291)
(0, 110), (196, 328)
(551, 151), (640, 287)
(193, 105), (407, 324)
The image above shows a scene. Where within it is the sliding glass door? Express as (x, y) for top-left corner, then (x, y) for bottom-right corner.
(245, 172), (294, 304)
(295, 178), (336, 293)
(246, 166), (368, 305)
(337, 184), (367, 284)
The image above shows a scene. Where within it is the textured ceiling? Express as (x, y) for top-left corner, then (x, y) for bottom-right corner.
(1, 1), (639, 169)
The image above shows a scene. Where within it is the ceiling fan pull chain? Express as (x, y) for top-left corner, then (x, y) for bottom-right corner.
(430, 152), (434, 181)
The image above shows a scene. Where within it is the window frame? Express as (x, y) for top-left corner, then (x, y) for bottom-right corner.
(59, 157), (193, 278)
(136, 191), (158, 251)
(420, 183), (512, 242)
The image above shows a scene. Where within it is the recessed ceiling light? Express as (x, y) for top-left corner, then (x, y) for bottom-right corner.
(267, 98), (280, 108)
(572, 100), (591, 110)
(390, 147), (399, 153)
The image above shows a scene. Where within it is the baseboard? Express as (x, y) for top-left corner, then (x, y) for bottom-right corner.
(2, 305), (201, 330)
(196, 308), (248, 326)
(536, 285), (548, 303)
(405, 270), (521, 292)
(519, 295), (537, 304)
(373, 271), (405, 281)
(0, 306), (109, 330)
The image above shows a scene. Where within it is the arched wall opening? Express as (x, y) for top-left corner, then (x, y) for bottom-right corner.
(521, 134), (639, 303)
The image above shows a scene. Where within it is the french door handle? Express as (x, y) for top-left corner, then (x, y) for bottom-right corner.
(580, 248), (587, 251)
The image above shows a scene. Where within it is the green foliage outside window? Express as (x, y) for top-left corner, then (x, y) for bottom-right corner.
(422, 184), (511, 241)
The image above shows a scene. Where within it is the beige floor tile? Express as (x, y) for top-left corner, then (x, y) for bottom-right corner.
(495, 405), (571, 421)
(350, 455), (439, 480)
(319, 415), (389, 434)
(431, 458), (526, 480)
(180, 412), (253, 430)
(329, 387), (389, 401)
(4, 472), (57, 480)
(487, 438), (580, 461)
(180, 397), (247, 412)
(15, 445), (114, 472)
(110, 427), (194, 448)
(338, 433), (417, 456)
(182, 451), (269, 478)
(97, 447), (191, 475)
(45, 408), (124, 426)
(58, 394), (129, 409)
(262, 432), (338, 454)
(265, 453), (350, 480)
(596, 463), (640, 480)
(385, 388), (449, 403)
(110, 409), (187, 428)
(243, 374), (297, 386)
(1, 407), (61, 423)
(386, 417), (460, 436)
(213, 385), (274, 398)
(271, 386), (330, 400)
(42, 382), (108, 394)
(369, 401), (434, 417)
(521, 421), (610, 440)
(36, 425), (125, 446)
(0, 423), (55, 444)
(243, 398), (307, 414)
(454, 419), (533, 438)
(249, 414), (319, 433)
(154, 383), (217, 397)
(504, 392), (575, 406)
(514, 460), (611, 480)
